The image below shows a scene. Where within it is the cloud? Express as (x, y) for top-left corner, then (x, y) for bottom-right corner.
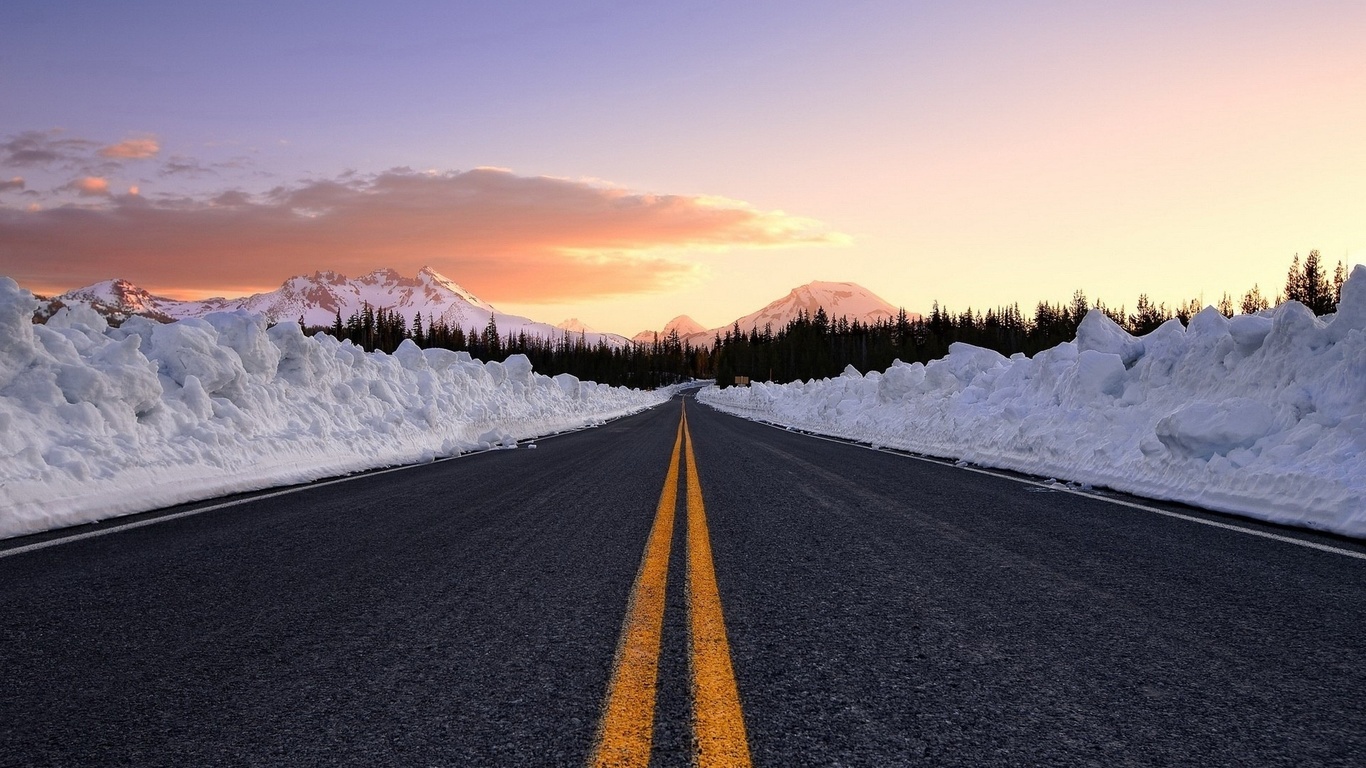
(99, 137), (160, 160)
(214, 155), (253, 171)
(0, 177), (23, 193)
(1, 129), (98, 168)
(69, 176), (110, 197)
(161, 155), (216, 177)
(0, 168), (844, 302)
(1, 130), (160, 182)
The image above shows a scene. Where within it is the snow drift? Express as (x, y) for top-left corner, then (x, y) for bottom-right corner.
(0, 278), (666, 540)
(700, 266), (1366, 538)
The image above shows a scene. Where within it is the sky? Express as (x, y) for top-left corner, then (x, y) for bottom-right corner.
(2, 0), (1364, 335)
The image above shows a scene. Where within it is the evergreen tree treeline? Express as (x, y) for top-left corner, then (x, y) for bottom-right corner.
(709, 251), (1349, 387)
(309, 252), (1350, 389)
(317, 303), (707, 389)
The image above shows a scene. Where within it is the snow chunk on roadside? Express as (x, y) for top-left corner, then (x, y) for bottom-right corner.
(1070, 350), (1127, 399)
(1327, 264), (1366, 343)
(1076, 309), (1144, 365)
(1154, 399), (1277, 459)
(1228, 314), (1273, 355)
(0, 278), (39, 388)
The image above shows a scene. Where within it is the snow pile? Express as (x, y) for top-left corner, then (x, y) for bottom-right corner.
(700, 266), (1366, 538)
(0, 279), (666, 539)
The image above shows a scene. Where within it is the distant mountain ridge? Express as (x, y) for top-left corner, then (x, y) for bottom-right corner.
(556, 318), (598, 334)
(631, 315), (707, 344)
(55, 267), (631, 347)
(632, 281), (913, 346)
(48, 273), (913, 351)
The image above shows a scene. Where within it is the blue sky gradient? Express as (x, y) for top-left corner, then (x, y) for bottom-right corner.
(4, 1), (1364, 332)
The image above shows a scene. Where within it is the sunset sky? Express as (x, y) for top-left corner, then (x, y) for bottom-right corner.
(2, 1), (1364, 334)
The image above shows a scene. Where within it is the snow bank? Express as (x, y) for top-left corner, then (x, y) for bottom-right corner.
(0, 279), (667, 539)
(700, 266), (1366, 538)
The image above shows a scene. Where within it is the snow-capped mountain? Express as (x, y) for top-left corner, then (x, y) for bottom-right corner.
(56, 267), (631, 347)
(57, 278), (230, 322)
(634, 282), (912, 346)
(53, 274), (910, 350)
(631, 315), (707, 344)
(556, 318), (597, 334)
(731, 281), (904, 334)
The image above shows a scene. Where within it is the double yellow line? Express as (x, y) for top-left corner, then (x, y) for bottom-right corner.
(590, 403), (751, 768)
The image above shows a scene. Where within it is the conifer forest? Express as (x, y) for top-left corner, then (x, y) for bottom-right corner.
(314, 251), (1349, 389)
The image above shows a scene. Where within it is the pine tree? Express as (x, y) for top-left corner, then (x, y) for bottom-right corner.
(1241, 284), (1269, 314)
(1303, 250), (1334, 314)
(484, 313), (500, 357)
(1174, 298), (1202, 326)
(715, 355), (734, 388)
(1069, 289), (1089, 335)
(1217, 293), (1235, 318)
(1285, 250), (1335, 314)
(1130, 294), (1166, 334)
(1285, 253), (1303, 304)
(894, 308), (911, 348)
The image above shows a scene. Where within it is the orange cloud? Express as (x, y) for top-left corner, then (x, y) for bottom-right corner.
(0, 168), (842, 302)
(0, 177), (23, 193)
(72, 177), (109, 196)
(99, 137), (160, 160)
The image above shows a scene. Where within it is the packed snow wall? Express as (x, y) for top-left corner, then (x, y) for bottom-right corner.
(0, 279), (668, 539)
(700, 267), (1366, 538)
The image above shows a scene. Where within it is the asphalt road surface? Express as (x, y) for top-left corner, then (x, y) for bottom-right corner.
(3, 394), (1364, 766)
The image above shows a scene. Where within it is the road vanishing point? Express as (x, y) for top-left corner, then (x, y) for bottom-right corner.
(3, 394), (1364, 766)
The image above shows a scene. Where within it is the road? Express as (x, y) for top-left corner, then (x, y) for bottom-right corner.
(2, 394), (1364, 766)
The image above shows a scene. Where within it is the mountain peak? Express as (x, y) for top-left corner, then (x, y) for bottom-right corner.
(632, 314), (707, 344)
(307, 270), (348, 286)
(556, 318), (596, 333)
(65, 278), (158, 308)
(663, 315), (706, 335)
(627, 284), (908, 347)
(357, 267), (411, 286)
(52, 268), (630, 348)
(740, 281), (897, 328)
(416, 265), (488, 308)
(799, 279), (852, 289)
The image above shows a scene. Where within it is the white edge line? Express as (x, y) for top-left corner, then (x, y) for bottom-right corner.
(0, 402), (670, 560)
(700, 401), (1366, 562)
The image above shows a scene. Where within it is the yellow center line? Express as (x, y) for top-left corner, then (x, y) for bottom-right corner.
(590, 404), (752, 767)
(683, 406), (753, 768)
(590, 413), (684, 768)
